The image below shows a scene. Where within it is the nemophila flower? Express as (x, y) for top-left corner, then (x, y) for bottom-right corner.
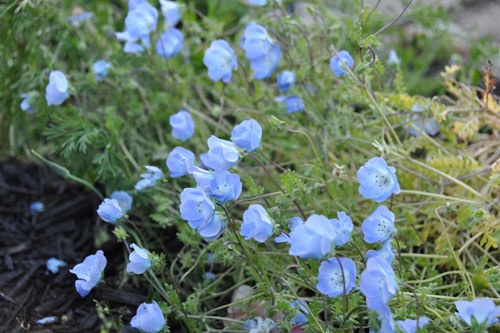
(198, 213), (226, 241)
(130, 301), (165, 333)
(200, 135), (240, 171)
(166, 147), (195, 178)
(125, 1), (158, 39)
(135, 165), (163, 190)
(70, 250), (107, 297)
(191, 166), (215, 192)
(180, 187), (215, 229)
(241, 22), (273, 60)
(46, 70), (69, 106)
(209, 170), (242, 204)
(67, 11), (93, 26)
(116, 31), (149, 54)
(366, 240), (395, 264)
(46, 257), (67, 274)
(159, 0), (181, 27)
(126, 243), (151, 274)
(97, 198), (124, 224)
(396, 317), (431, 333)
(360, 257), (398, 311)
(454, 298), (500, 328)
(374, 305), (396, 333)
(231, 119), (262, 152)
(408, 103), (440, 137)
(275, 216), (304, 243)
(243, 317), (277, 332)
(110, 191), (133, 213)
(240, 204), (273, 243)
(317, 257), (357, 297)
(357, 157), (401, 202)
(204, 272), (216, 281)
(277, 70), (295, 92)
(330, 211), (354, 246)
(330, 50), (354, 76)
(169, 110), (194, 141)
(362, 205), (396, 244)
(156, 28), (183, 58)
(203, 40), (238, 83)
(92, 60), (110, 81)
(388, 49), (400, 65)
(290, 299), (308, 326)
(250, 43), (282, 80)
(20, 92), (35, 113)
(288, 214), (335, 259)
(29, 201), (45, 215)
(129, 0), (147, 10)
(276, 95), (304, 113)
(248, 0), (267, 6)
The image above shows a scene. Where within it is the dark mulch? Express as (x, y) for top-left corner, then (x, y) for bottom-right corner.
(0, 160), (145, 332)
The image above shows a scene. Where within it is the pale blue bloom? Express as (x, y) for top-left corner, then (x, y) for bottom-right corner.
(46, 257), (67, 274)
(130, 301), (165, 333)
(125, 1), (158, 39)
(241, 22), (273, 60)
(388, 49), (400, 65)
(116, 31), (149, 54)
(180, 187), (215, 229)
(69, 250), (107, 297)
(360, 257), (398, 311)
(455, 298), (500, 328)
(366, 240), (395, 264)
(45, 70), (69, 106)
(317, 257), (356, 297)
(408, 103), (440, 137)
(290, 299), (308, 326)
(276, 95), (304, 113)
(243, 317), (277, 332)
(126, 243), (152, 274)
(248, 0), (267, 6)
(29, 201), (45, 214)
(159, 0), (182, 27)
(110, 191), (133, 213)
(20, 92), (35, 113)
(199, 213), (226, 241)
(362, 205), (396, 244)
(240, 204), (273, 243)
(209, 170), (242, 204)
(275, 216), (303, 243)
(92, 60), (110, 81)
(357, 157), (401, 202)
(330, 50), (354, 76)
(396, 317), (431, 333)
(230, 119), (262, 152)
(203, 40), (237, 83)
(200, 135), (240, 171)
(169, 110), (194, 141)
(277, 71), (295, 92)
(373, 305), (396, 333)
(191, 166), (215, 192)
(288, 214), (335, 258)
(129, 0), (147, 10)
(250, 43), (281, 79)
(166, 147), (195, 178)
(67, 11), (93, 26)
(97, 198), (123, 224)
(135, 165), (163, 190)
(204, 272), (216, 281)
(330, 211), (354, 246)
(156, 28), (183, 57)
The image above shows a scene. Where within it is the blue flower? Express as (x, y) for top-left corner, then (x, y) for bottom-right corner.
(277, 70), (295, 92)
(198, 213), (226, 241)
(276, 95), (304, 113)
(248, 0), (267, 6)
(360, 257), (398, 311)
(129, 0), (147, 10)
(357, 157), (401, 202)
(317, 257), (357, 297)
(388, 49), (400, 65)
(330, 211), (354, 246)
(46, 257), (67, 274)
(275, 216), (304, 243)
(366, 240), (395, 264)
(243, 317), (277, 332)
(200, 135), (240, 171)
(203, 40), (238, 83)
(92, 60), (110, 81)
(191, 166), (215, 192)
(209, 170), (242, 204)
(250, 43), (281, 80)
(204, 272), (216, 281)
(241, 22), (273, 60)
(126, 243), (152, 274)
(156, 28), (183, 57)
(116, 31), (150, 54)
(180, 188), (215, 229)
(290, 299), (308, 326)
(29, 201), (45, 214)
(166, 147), (195, 178)
(69, 250), (107, 297)
(408, 103), (440, 137)
(46, 70), (69, 106)
(288, 214), (335, 258)
(373, 305), (396, 333)
(330, 50), (354, 76)
(231, 119), (262, 152)
(110, 191), (133, 213)
(159, 0), (182, 27)
(135, 165), (163, 190)
(125, 1), (158, 39)
(20, 92), (35, 113)
(240, 204), (273, 243)
(396, 317), (431, 333)
(97, 198), (124, 224)
(130, 301), (165, 333)
(455, 298), (500, 328)
(362, 205), (396, 244)
(169, 110), (194, 141)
